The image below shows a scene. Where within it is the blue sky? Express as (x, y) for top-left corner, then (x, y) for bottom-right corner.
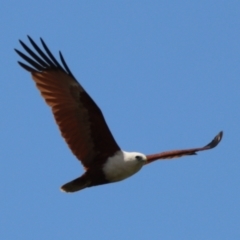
(1, 1), (239, 239)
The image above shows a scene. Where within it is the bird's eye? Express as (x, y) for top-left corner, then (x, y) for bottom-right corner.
(135, 156), (142, 160)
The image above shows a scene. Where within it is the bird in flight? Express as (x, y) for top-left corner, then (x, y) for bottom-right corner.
(15, 36), (223, 193)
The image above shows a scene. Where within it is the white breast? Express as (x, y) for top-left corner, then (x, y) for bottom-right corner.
(103, 150), (144, 182)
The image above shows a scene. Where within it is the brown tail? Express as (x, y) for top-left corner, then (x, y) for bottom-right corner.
(60, 174), (91, 193)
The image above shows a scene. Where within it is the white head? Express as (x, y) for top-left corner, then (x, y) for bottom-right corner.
(123, 151), (147, 164)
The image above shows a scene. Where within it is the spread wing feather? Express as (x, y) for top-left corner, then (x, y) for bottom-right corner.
(15, 36), (120, 168)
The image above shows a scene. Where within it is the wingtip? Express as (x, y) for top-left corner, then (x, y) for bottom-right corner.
(27, 35), (35, 43)
(40, 37), (46, 46)
(60, 186), (70, 193)
(204, 131), (223, 149)
(215, 131), (223, 144)
(218, 130), (223, 139)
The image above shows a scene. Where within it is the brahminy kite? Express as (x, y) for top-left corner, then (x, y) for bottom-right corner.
(15, 37), (223, 192)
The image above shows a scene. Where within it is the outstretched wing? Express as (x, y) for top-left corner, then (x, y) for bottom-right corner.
(15, 36), (120, 168)
(146, 131), (223, 164)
